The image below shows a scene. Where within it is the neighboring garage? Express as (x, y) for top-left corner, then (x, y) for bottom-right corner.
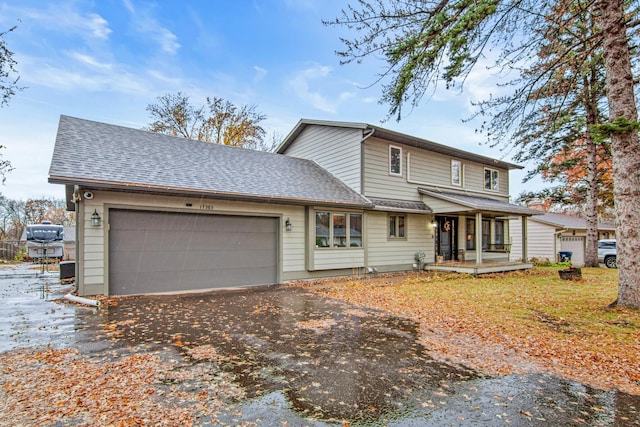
(560, 236), (585, 266)
(109, 209), (278, 295)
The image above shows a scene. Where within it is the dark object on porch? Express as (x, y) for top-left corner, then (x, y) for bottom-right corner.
(559, 267), (581, 280)
(458, 249), (465, 262)
(60, 261), (75, 282)
(559, 251), (573, 262)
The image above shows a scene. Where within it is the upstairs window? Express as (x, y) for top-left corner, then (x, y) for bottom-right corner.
(451, 159), (462, 186)
(389, 145), (402, 176)
(484, 168), (499, 191)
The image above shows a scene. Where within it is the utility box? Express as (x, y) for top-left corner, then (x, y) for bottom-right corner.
(60, 261), (75, 282)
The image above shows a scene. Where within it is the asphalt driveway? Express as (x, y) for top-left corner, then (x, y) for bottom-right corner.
(1, 265), (639, 426)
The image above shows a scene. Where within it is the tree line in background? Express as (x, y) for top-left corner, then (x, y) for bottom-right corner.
(0, 196), (75, 241)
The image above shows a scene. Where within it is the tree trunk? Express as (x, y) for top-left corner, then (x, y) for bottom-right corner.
(598, 0), (640, 308)
(584, 128), (599, 267)
(583, 72), (599, 268)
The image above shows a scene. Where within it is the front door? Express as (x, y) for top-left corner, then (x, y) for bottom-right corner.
(436, 216), (457, 261)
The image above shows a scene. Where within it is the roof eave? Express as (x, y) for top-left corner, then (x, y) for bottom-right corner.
(368, 126), (523, 170)
(419, 188), (540, 216)
(48, 176), (373, 209)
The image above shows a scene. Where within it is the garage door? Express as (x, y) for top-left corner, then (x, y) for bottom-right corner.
(109, 209), (278, 295)
(561, 236), (585, 266)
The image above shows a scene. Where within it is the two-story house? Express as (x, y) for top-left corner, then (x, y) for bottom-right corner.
(49, 116), (539, 296)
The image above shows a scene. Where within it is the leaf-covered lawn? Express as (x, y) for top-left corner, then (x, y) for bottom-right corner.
(302, 267), (640, 395)
(0, 346), (244, 426)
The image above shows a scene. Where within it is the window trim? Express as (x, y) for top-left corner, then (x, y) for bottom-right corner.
(315, 210), (363, 249)
(451, 159), (462, 186)
(484, 167), (499, 192)
(389, 145), (403, 176)
(388, 213), (407, 240)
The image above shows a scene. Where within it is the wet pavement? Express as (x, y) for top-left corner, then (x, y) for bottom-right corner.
(1, 264), (640, 426)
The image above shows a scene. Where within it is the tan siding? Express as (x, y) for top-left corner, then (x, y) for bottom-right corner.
(510, 219), (556, 262)
(366, 212), (433, 268)
(314, 249), (365, 270)
(284, 126), (362, 192)
(363, 137), (511, 201)
(363, 138), (419, 200)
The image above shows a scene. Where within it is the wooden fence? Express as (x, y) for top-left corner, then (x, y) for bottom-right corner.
(0, 240), (23, 260)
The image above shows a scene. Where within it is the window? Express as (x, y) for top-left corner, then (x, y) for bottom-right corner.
(494, 220), (504, 249)
(451, 159), (462, 186)
(466, 218), (475, 250)
(315, 211), (363, 248)
(389, 145), (402, 176)
(484, 168), (499, 191)
(333, 214), (346, 247)
(389, 214), (406, 238)
(482, 219), (490, 249)
(315, 212), (330, 247)
(349, 214), (363, 247)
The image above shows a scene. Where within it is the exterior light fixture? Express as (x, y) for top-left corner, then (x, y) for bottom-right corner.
(285, 218), (292, 232)
(91, 209), (101, 227)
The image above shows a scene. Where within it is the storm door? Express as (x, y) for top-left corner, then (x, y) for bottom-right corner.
(435, 216), (457, 261)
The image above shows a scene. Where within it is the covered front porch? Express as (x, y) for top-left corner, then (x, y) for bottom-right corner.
(419, 188), (541, 274)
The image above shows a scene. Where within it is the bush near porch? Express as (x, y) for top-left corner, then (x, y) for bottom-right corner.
(303, 267), (640, 395)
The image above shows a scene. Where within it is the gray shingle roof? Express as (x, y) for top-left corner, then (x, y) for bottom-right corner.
(367, 197), (432, 213)
(419, 189), (541, 215)
(48, 115), (372, 208)
(531, 212), (616, 230)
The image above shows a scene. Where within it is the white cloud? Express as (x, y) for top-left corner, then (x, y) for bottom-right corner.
(289, 64), (338, 113)
(123, 2), (181, 55)
(68, 52), (113, 71)
(86, 13), (111, 39)
(253, 66), (268, 83)
(3, 3), (111, 41)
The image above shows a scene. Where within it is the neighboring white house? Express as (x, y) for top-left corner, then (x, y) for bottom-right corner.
(48, 116), (540, 296)
(510, 212), (615, 266)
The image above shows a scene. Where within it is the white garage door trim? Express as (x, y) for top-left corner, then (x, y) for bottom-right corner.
(108, 209), (279, 295)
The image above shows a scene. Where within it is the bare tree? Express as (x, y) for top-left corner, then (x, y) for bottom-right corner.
(145, 92), (267, 149)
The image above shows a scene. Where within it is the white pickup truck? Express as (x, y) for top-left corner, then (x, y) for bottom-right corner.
(597, 239), (617, 269)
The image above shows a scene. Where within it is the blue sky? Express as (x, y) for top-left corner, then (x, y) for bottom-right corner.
(0, 0), (542, 201)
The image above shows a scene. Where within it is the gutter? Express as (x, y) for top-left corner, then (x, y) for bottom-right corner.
(49, 177), (373, 210)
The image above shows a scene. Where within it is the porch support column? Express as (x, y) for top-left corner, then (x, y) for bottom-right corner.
(521, 216), (528, 262)
(475, 212), (483, 265)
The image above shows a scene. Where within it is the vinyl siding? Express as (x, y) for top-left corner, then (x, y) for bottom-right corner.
(283, 125), (362, 192)
(363, 137), (510, 200)
(510, 218), (557, 262)
(366, 211), (434, 268)
(313, 249), (365, 270)
(76, 191), (305, 295)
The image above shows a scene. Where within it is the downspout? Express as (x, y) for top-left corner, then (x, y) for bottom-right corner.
(360, 128), (376, 195)
(361, 128), (375, 273)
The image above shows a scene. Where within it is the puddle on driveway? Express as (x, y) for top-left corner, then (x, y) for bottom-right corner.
(2, 277), (640, 425)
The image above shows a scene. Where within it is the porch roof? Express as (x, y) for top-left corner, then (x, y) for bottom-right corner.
(367, 197), (432, 214)
(419, 189), (542, 216)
